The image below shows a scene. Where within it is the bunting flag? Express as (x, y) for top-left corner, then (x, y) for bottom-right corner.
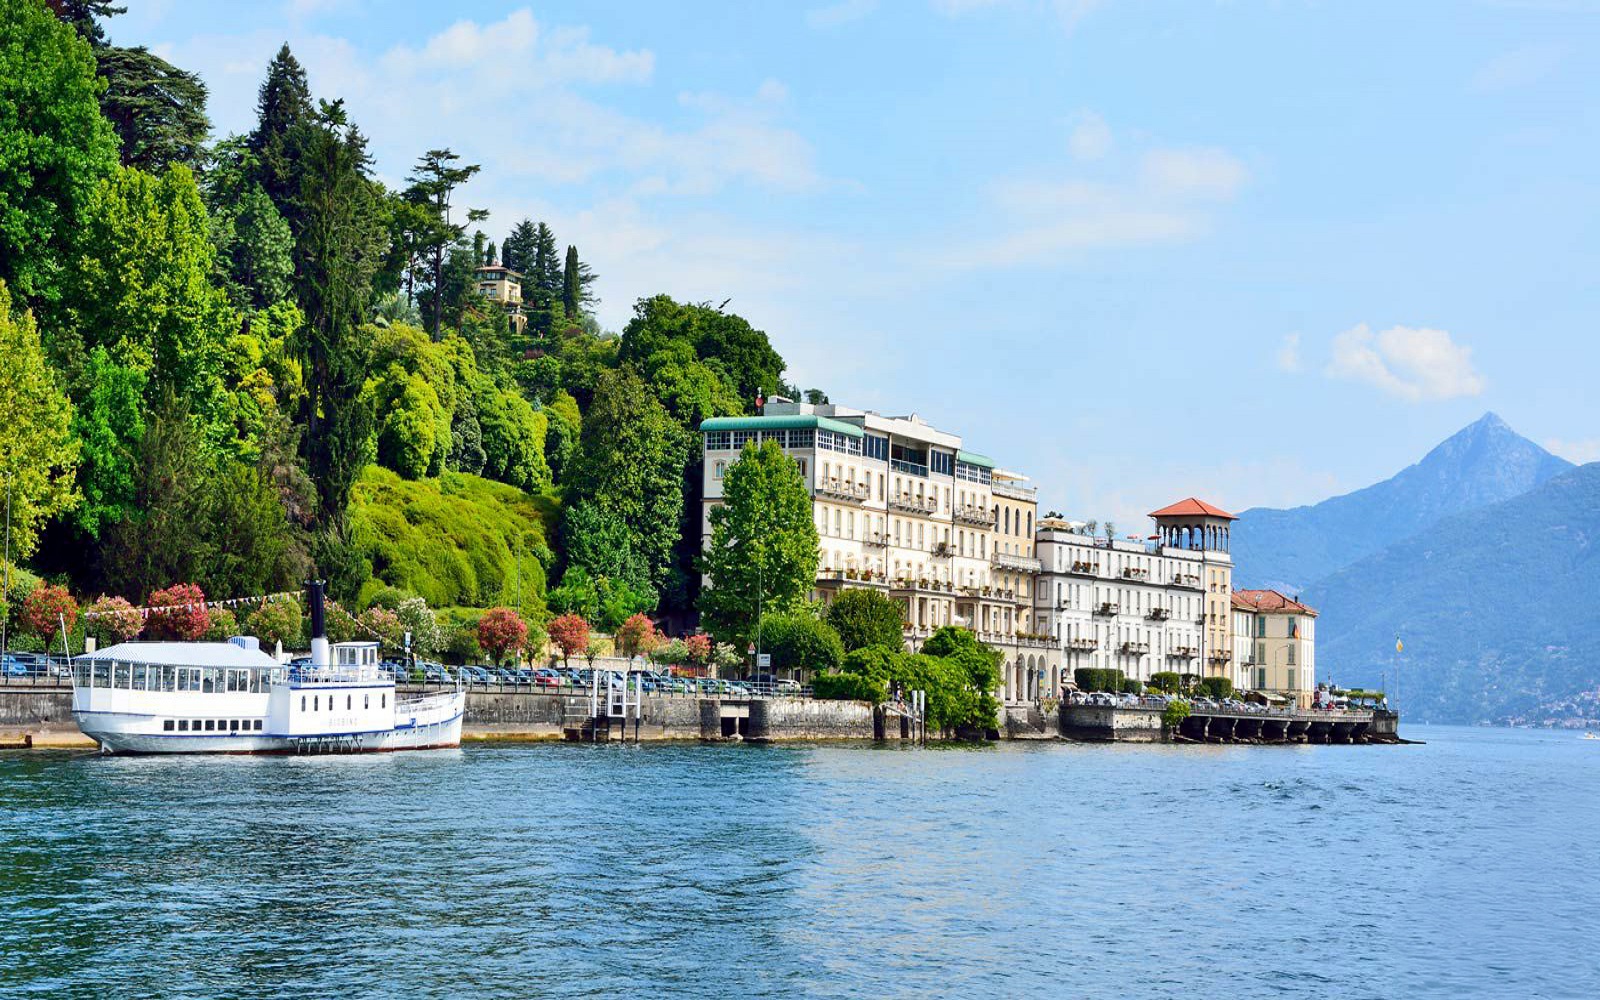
(1395, 636), (1404, 654)
(81, 589), (306, 619)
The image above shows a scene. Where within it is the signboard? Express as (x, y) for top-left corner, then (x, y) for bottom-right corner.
(756, 653), (771, 668)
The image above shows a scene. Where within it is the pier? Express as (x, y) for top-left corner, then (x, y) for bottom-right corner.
(1059, 701), (1402, 744)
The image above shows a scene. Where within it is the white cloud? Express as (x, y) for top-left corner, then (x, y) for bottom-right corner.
(1139, 147), (1248, 200)
(806, 0), (878, 28)
(932, 120), (1248, 269)
(1067, 111), (1112, 160)
(1325, 324), (1487, 401)
(1544, 438), (1600, 464)
(1277, 332), (1302, 373)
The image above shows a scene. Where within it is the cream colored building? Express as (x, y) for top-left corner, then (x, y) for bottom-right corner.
(1231, 590), (1317, 706)
(1148, 498), (1236, 680)
(474, 264), (526, 333)
(1034, 499), (1233, 696)
(698, 398), (1056, 699)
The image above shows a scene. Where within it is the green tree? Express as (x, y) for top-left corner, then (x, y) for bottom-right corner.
(0, 0), (119, 305)
(69, 347), (146, 538)
(66, 163), (236, 432)
(206, 155), (294, 311)
(569, 368), (688, 588)
(825, 588), (906, 653)
(543, 389), (581, 482)
(247, 44), (313, 226)
(560, 500), (650, 594)
(500, 218), (537, 273)
(561, 244), (597, 318)
(293, 101), (386, 543)
(404, 148), (481, 337)
(754, 611), (844, 676)
(619, 295), (786, 407)
(698, 440), (819, 644)
(0, 281), (80, 559)
(93, 45), (210, 174)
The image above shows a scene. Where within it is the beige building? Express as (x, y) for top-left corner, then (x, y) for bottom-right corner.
(1148, 498), (1236, 679)
(1231, 590), (1317, 706)
(698, 398), (1056, 699)
(474, 264), (526, 333)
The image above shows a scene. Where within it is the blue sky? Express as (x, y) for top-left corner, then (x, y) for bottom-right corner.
(115, 0), (1600, 525)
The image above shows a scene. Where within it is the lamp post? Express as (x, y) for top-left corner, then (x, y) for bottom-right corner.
(1, 471), (10, 666)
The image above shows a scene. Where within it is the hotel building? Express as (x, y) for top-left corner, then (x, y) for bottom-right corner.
(698, 399), (1057, 701)
(1230, 590), (1318, 707)
(1032, 498), (1235, 696)
(473, 264), (526, 333)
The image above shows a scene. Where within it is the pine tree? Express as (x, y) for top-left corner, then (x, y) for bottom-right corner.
(501, 219), (537, 274)
(404, 148), (481, 337)
(561, 245), (598, 318)
(247, 44), (313, 224)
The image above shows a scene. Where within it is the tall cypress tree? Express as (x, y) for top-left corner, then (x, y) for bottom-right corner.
(561, 244), (598, 319)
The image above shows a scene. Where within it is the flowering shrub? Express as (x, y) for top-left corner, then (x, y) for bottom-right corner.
(84, 596), (142, 645)
(546, 612), (590, 667)
(145, 584), (209, 641)
(21, 583), (77, 640)
(477, 607), (529, 665)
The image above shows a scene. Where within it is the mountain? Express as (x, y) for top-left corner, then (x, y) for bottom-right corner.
(1231, 413), (1572, 593)
(1305, 462), (1600, 724)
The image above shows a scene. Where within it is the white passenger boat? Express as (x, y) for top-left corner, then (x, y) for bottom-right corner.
(70, 583), (463, 755)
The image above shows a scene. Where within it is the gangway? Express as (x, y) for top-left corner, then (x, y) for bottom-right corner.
(564, 669), (644, 742)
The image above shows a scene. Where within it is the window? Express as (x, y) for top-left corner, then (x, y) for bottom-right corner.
(254, 720), (263, 731)
(229, 720), (238, 731)
(365, 694), (370, 710)
(382, 693), (387, 708)
(314, 696), (319, 711)
(704, 431), (731, 450)
(204, 720), (215, 732)
(713, 461), (726, 480)
(1287, 668), (1297, 689)
(163, 720), (175, 732)
(1286, 646), (1296, 666)
(865, 435), (889, 461)
(347, 695), (352, 711)
(731, 430), (755, 449)
(1256, 617), (1266, 637)
(930, 451), (954, 476)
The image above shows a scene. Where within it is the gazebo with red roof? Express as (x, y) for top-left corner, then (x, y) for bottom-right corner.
(1149, 497), (1236, 553)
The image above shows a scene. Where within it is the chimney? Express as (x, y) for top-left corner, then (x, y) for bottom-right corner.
(307, 579), (330, 669)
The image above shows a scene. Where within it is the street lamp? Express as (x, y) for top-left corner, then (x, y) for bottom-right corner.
(1, 472), (10, 666)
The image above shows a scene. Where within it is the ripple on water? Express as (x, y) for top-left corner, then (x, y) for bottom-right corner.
(1, 727), (1597, 999)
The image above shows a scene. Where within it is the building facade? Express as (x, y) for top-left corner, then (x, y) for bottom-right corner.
(698, 399), (1056, 700)
(473, 264), (526, 333)
(1230, 590), (1318, 706)
(1148, 498), (1236, 679)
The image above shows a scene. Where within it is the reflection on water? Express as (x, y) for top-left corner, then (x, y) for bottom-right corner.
(2, 726), (1596, 998)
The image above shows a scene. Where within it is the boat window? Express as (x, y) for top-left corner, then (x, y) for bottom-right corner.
(314, 696), (319, 711)
(254, 720), (263, 730)
(364, 694), (369, 710)
(300, 695), (306, 711)
(346, 695), (352, 711)
(203, 720), (215, 731)
(164, 720), (175, 731)
(178, 720), (189, 731)
(229, 720), (238, 731)
(382, 693), (386, 709)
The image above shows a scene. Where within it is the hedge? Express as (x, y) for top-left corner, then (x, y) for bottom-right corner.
(1196, 677), (1233, 700)
(1074, 667), (1125, 693)
(812, 671), (888, 703)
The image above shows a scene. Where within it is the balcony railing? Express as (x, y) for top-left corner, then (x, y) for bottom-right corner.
(1119, 641), (1150, 655)
(1168, 646), (1198, 659)
(890, 458), (929, 478)
(990, 481), (1036, 502)
(953, 505), (994, 527)
(1121, 568), (1149, 581)
(863, 532), (888, 548)
(890, 578), (954, 594)
(1145, 608), (1169, 622)
(1093, 602), (1120, 617)
(990, 552), (1042, 573)
(816, 479), (869, 503)
(1068, 561), (1100, 577)
(1171, 573), (1202, 589)
(930, 541), (953, 558)
(1067, 638), (1098, 652)
(1207, 652), (1231, 664)
(888, 494), (939, 515)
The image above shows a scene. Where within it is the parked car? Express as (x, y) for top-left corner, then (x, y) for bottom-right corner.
(531, 667), (562, 688)
(1, 655), (28, 678)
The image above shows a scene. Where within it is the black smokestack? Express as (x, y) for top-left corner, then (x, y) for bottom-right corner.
(307, 580), (326, 641)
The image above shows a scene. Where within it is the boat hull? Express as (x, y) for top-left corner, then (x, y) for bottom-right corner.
(75, 701), (464, 755)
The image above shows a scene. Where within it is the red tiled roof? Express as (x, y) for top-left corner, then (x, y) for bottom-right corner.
(1148, 497), (1237, 520)
(1232, 589), (1318, 616)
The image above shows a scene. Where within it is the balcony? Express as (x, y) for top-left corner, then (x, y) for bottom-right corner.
(1168, 646), (1198, 659)
(1067, 638), (1098, 652)
(1145, 608), (1169, 622)
(990, 552), (1043, 573)
(930, 541), (953, 558)
(818, 569), (889, 588)
(958, 585), (1018, 602)
(1015, 632), (1054, 648)
(889, 494), (939, 516)
(1171, 573), (1201, 589)
(990, 481), (1037, 502)
(1118, 641), (1150, 655)
(1068, 561), (1100, 577)
(1207, 652), (1231, 665)
(890, 458), (929, 478)
(863, 532), (888, 549)
(953, 505), (994, 527)
(1121, 568), (1149, 581)
(1093, 602), (1120, 617)
(889, 578), (954, 595)
(816, 479), (869, 503)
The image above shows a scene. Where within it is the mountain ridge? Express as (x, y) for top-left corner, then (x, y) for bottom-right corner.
(1231, 413), (1572, 593)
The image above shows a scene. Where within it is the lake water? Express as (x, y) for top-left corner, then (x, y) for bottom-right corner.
(2, 725), (1597, 999)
